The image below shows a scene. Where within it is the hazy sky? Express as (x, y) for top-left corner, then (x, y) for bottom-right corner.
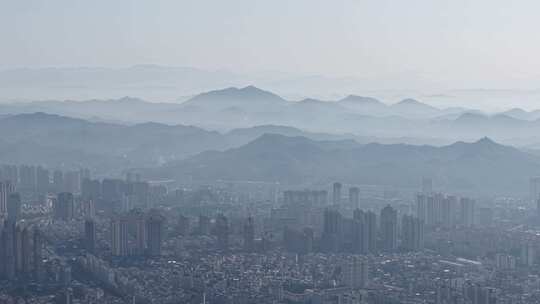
(1, 0), (540, 90)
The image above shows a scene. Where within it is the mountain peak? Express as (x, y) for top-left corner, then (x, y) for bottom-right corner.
(446, 136), (507, 153)
(298, 98), (325, 104)
(454, 112), (487, 121)
(387, 98), (439, 117)
(182, 86), (287, 110)
(192, 85), (282, 100)
(338, 95), (384, 105)
(250, 133), (306, 144)
(475, 137), (496, 145)
(397, 98), (422, 105)
(241, 85), (263, 92)
(205, 85), (282, 99)
(395, 98), (436, 108)
(501, 108), (535, 120)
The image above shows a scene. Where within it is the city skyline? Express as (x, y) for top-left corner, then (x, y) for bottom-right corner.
(2, 1), (540, 303)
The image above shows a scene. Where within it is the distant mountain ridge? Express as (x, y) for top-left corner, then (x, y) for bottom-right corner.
(3, 86), (540, 147)
(0, 112), (354, 173)
(2, 111), (540, 194)
(147, 133), (540, 195)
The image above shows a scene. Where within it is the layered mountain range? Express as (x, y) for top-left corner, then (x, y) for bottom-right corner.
(3, 86), (540, 148)
(2, 83), (540, 194)
(0, 112), (539, 194)
(0, 112), (347, 171)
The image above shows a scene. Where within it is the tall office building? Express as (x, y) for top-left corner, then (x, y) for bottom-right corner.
(302, 227), (314, 254)
(198, 215), (211, 235)
(110, 216), (129, 256)
(352, 209), (364, 253)
(342, 257), (369, 289)
(21, 226), (32, 275)
(1, 221), (16, 279)
(537, 197), (540, 219)
(146, 212), (164, 256)
(177, 214), (190, 236)
(14, 225), (23, 275)
(53, 170), (64, 193)
(121, 195), (133, 213)
(0, 181), (15, 215)
(324, 208), (341, 234)
(102, 179), (124, 203)
(283, 227), (313, 254)
(82, 200), (95, 219)
(426, 195), (435, 227)
(281, 190), (327, 228)
(352, 209), (372, 254)
(243, 217), (255, 252)
(0, 165), (18, 186)
(132, 181), (150, 209)
(531, 177), (540, 201)
(322, 208), (342, 252)
(1, 223), (40, 280)
(64, 171), (81, 194)
(380, 205), (398, 252)
(416, 194), (427, 223)
(80, 168), (91, 181)
(521, 242), (535, 266)
(215, 214), (229, 251)
(353, 208), (364, 221)
(349, 187), (360, 208)
(149, 184), (167, 208)
(402, 215), (424, 251)
(422, 177), (433, 194)
(132, 211), (147, 255)
(36, 166), (49, 195)
(81, 178), (101, 201)
(33, 228), (43, 281)
(364, 210), (377, 254)
(460, 198), (475, 228)
(332, 182), (342, 205)
(54, 192), (75, 221)
(426, 194), (443, 228)
(0, 224), (5, 277)
(84, 219), (96, 254)
(19, 165), (37, 193)
(7, 192), (21, 223)
(441, 195), (457, 229)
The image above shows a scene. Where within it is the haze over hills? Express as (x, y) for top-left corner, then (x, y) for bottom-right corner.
(145, 134), (540, 195)
(3, 85), (540, 147)
(0, 65), (246, 102)
(0, 112), (357, 173)
(7, 1), (540, 301)
(3, 65), (540, 111)
(2, 110), (540, 195)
